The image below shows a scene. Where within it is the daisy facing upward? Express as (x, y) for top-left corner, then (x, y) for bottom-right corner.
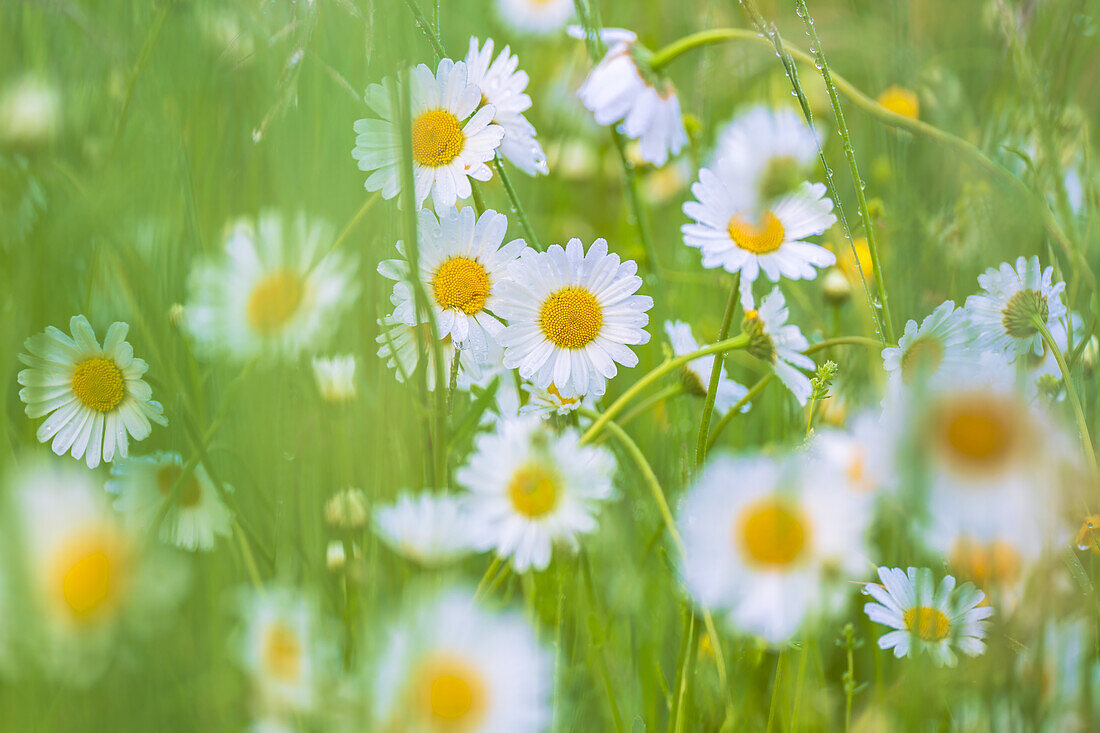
(352, 58), (504, 210)
(496, 238), (653, 399)
(18, 315), (167, 469)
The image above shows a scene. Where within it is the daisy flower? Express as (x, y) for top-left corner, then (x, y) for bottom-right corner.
(0, 460), (187, 684)
(373, 492), (475, 566)
(964, 255), (1067, 362)
(376, 317), (487, 390)
(665, 320), (750, 414)
(18, 315), (167, 469)
(678, 452), (870, 644)
(881, 300), (974, 386)
(106, 452), (233, 552)
(496, 0), (573, 36)
(456, 416), (615, 571)
(464, 38), (548, 176)
(573, 28), (687, 166)
(863, 566), (992, 667)
(713, 106), (822, 204)
(352, 59), (504, 210)
(519, 382), (589, 419)
(184, 212), (359, 363)
(683, 175), (836, 308)
(379, 206), (525, 360)
(312, 354), (357, 403)
(371, 589), (551, 732)
(806, 410), (894, 496)
(742, 287), (816, 404)
(496, 238), (653, 399)
(236, 588), (331, 717)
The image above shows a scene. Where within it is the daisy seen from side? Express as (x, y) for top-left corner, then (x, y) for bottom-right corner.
(373, 492), (475, 566)
(881, 300), (974, 387)
(741, 287), (816, 404)
(964, 255), (1067, 363)
(665, 320), (750, 414)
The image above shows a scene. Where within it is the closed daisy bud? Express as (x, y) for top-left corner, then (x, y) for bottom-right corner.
(822, 267), (851, 305)
(324, 488), (369, 531)
(312, 355), (357, 404)
(325, 541), (347, 571)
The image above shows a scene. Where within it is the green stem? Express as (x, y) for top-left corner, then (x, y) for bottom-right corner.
(670, 614), (699, 733)
(580, 333), (751, 444)
(493, 157), (542, 250)
(696, 276), (740, 465)
(618, 383), (684, 427)
(647, 25), (1091, 288)
(1037, 319), (1098, 473)
(400, 0), (445, 59)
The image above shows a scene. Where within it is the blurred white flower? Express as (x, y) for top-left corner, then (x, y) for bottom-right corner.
(352, 59), (504, 210)
(456, 416), (615, 571)
(573, 28), (687, 166)
(18, 315), (167, 469)
(881, 300), (974, 387)
(714, 106), (822, 204)
(465, 38), (549, 176)
(106, 452), (234, 552)
(496, 0), (573, 35)
(678, 452), (870, 644)
(965, 256), (1066, 363)
(371, 588), (552, 732)
(312, 354), (357, 403)
(0, 76), (60, 148)
(373, 492), (475, 566)
(863, 566), (991, 667)
(184, 212), (358, 363)
(379, 206), (525, 362)
(496, 238), (653, 398)
(664, 320), (750, 414)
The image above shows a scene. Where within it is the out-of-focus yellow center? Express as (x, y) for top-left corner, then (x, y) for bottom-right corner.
(416, 656), (487, 727)
(877, 86), (920, 120)
(539, 287), (603, 349)
(247, 269), (303, 334)
(738, 498), (808, 567)
(156, 465), (203, 508)
(508, 463), (559, 518)
(903, 606), (950, 641)
(71, 357), (125, 412)
(261, 622), (302, 682)
(900, 336), (944, 382)
(727, 211), (785, 254)
(950, 537), (1021, 588)
(936, 396), (1017, 470)
(412, 109), (465, 168)
(53, 532), (127, 624)
(432, 257), (490, 315)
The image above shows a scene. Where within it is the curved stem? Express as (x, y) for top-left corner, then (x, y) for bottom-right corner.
(580, 333), (751, 444)
(1037, 320), (1098, 474)
(696, 276), (740, 465)
(648, 27), (1091, 287)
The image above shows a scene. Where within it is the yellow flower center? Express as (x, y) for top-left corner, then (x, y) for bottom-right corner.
(416, 656), (487, 728)
(261, 622), (302, 682)
(508, 463), (559, 518)
(950, 537), (1021, 588)
(412, 109), (465, 168)
(539, 287), (603, 349)
(247, 268), (303, 334)
(156, 465), (203, 508)
(727, 211), (785, 254)
(738, 498), (808, 567)
(899, 336), (944, 383)
(71, 357), (125, 413)
(877, 86), (920, 120)
(903, 606), (951, 641)
(936, 396), (1018, 471)
(547, 383), (579, 405)
(432, 257), (490, 315)
(52, 531), (127, 624)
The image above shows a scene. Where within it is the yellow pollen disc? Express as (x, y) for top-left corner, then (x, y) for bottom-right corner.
(417, 657), (487, 727)
(738, 498), (808, 567)
(900, 336), (945, 383)
(903, 606), (950, 641)
(539, 287), (603, 350)
(727, 211), (785, 254)
(936, 396), (1017, 470)
(412, 109), (465, 168)
(261, 623), (302, 682)
(432, 257), (490, 315)
(156, 465), (203, 508)
(247, 269), (303, 334)
(53, 532), (127, 623)
(71, 357), (125, 413)
(547, 383), (579, 405)
(508, 463), (559, 518)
